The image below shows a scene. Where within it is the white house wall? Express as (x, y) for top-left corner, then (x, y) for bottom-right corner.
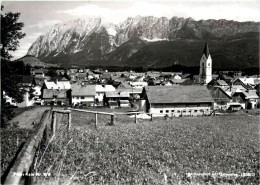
(149, 104), (212, 117)
(72, 96), (94, 105)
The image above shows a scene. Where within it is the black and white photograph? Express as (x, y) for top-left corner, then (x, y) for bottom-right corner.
(1, 0), (259, 184)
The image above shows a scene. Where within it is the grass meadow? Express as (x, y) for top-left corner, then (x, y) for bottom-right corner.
(36, 111), (259, 184)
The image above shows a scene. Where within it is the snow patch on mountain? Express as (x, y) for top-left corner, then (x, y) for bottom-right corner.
(142, 38), (169, 42)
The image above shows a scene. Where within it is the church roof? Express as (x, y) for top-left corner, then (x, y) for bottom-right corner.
(203, 42), (210, 58)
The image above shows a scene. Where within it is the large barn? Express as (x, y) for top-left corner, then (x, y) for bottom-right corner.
(141, 86), (214, 116)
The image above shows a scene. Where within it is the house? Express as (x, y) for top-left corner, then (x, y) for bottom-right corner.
(100, 73), (112, 82)
(33, 68), (45, 77)
(170, 79), (187, 85)
(104, 91), (130, 108)
(33, 76), (49, 86)
(221, 85), (259, 109)
(3, 91), (18, 107)
(242, 89), (259, 109)
(117, 88), (143, 100)
(17, 89), (35, 107)
(233, 77), (260, 87)
(32, 85), (42, 105)
(140, 86), (214, 117)
(56, 69), (65, 75)
(95, 85), (116, 104)
(42, 89), (70, 106)
(210, 87), (232, 110)
(172, 74), (182, 80)
(71, 84), (96, 106)
(42, 79), (71, 90)
(69, 73), (77, 82)
(208, 79), (229, 88)
(76, 73), (87, 81)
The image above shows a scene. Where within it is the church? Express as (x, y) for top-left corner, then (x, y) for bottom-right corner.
(199, 42), (212, 84)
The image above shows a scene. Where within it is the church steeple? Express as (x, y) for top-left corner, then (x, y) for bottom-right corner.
(203, 42), (210, 58)
(199, 42), (212, 84)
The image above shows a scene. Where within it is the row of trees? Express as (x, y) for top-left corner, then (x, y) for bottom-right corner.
(1, 5), (26, 127)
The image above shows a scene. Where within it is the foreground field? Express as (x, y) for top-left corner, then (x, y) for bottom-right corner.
(36, 112), (259, 184)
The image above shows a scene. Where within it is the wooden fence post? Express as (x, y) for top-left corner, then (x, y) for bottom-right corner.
(44, 125), (49, 142)
(95, 113), (98, 128)
(68, 112), (71, 130)
(52, 111), (56, 136)
(110, 115), (114, 125)
(135, 113), (137, 123)
(150, 114), (153, 122)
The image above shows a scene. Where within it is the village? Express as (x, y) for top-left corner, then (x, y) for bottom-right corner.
(4, 43), (260, 117)
(2, 1), (260, 184)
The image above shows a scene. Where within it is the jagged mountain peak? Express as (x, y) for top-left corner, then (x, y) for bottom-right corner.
(27, 15), (259, 62)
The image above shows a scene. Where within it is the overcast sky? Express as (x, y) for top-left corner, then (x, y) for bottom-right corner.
(2, 0), (260, 60)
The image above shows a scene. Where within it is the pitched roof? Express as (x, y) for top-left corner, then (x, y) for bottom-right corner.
(242, 90), (259, 99)
(44, 80), (71, 89)
(96, 85), (115, 92)
(170, 79), (187, 84)
(71, 84), (96, 96)
(42, 89), (68, 99)
(145, 85), (214, 104)
(203, 42), (210, 58)
(100, 73), (112, 79)
(217, 80), (228, 86)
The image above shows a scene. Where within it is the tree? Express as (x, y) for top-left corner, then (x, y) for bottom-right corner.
(1, 6), (26, 127)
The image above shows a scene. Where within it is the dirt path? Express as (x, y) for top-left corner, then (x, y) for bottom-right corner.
(9, 107), (50, 129)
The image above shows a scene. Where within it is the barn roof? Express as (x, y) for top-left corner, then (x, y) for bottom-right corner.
(145, 85), (214, 104)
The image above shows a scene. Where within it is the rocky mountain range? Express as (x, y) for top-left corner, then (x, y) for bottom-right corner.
(27, 16), (259, 69)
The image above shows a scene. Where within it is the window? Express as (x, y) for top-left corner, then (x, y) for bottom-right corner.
(194, 110), (197, 112)
(171, 110), (175, 112)
(183, 110), (186, 113)
(166, 110), (169, 113)
(81, 96), (84, 99)
(208, 63), (210, 67)
(160, 110), (163, 113)
(177, 110), (180, 113)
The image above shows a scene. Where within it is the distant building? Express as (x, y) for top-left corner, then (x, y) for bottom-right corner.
(32, 68), (45, 77)
(71, 84), (96, 106)
(199, 42), (212, 84)
(95, 84), (116, 104)
(42, 79), (71, 90)
(141, 86), (214, 116)
(104, 91), (130, 108)
(42, 89), (70, 106)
